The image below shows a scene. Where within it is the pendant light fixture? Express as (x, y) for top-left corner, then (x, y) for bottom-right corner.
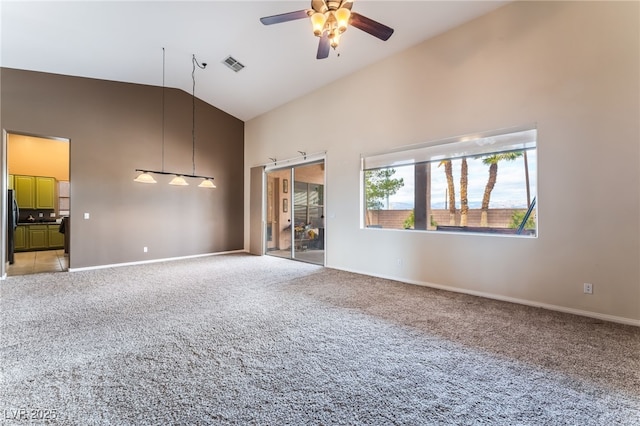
(198, 178), (216, 188)
(134, 171), (157, 183)
(134, 48), (166, 184)
(135, 49), (216, 188)
(189, 54), (216, 189)
(168, 175), (189, 186)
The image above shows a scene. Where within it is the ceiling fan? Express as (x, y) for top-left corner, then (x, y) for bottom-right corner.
(260, 0), (394, 59)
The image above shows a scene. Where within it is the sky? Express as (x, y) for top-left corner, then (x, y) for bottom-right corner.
(383, 150), (537, 210)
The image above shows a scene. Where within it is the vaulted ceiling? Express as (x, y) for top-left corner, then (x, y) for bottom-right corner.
(1, 1), (507, 121)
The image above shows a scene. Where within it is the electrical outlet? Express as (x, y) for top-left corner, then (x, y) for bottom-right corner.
(583, 283), (593, 294)
(38, 212), (44, 218)
(143, 247), (148, 253)
(84, 212), (90, 220)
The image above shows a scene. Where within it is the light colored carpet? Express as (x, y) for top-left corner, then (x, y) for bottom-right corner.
(1, 253), (638, 425)
(267, 248), (324, 265)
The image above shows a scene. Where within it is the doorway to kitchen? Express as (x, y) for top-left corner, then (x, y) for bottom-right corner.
(5, 132), (70, 277)
(265, 161), (325, 266)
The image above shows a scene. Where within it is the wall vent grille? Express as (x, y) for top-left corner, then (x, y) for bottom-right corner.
(223, 56), (245, 72)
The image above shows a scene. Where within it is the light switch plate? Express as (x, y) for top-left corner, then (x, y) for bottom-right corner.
(84, 212), (90, 219)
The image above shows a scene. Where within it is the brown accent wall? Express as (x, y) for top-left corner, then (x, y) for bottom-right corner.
(1, 68), (244, 268)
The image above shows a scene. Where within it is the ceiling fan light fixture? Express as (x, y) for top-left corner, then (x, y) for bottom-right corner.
(311, 12), (327, 36)
(169, 175), (189, 186)
(134, 171), (157, 184)
(260, 1), (394, 59)
(335, 7), (351, 33)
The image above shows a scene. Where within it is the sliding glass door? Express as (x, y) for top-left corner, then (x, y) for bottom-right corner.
(265, 161), (325, 265)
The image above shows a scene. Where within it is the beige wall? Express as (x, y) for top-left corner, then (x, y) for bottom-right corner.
(2, 68), (244, 269)
(8, 134), (70, 181)
(246, 2), (640, 323)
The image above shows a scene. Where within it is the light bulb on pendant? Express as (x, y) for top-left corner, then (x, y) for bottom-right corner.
(198, 178), (216, 189)
(134, 171), (157, 184)
(169, 175), (189, 186)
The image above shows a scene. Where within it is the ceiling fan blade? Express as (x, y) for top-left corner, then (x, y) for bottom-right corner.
(316, 34), (330, 59)
(349, 12), (394, 41)
(260, 9), (309, 25)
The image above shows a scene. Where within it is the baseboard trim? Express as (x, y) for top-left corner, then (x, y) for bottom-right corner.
(68, 250), (245, 273)
(331, 266), (640, 327)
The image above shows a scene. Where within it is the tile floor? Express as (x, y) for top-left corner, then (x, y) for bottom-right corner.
(7, 249), (68, 276)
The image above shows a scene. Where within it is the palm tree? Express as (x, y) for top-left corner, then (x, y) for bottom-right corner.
(460, 158), (469, 226)
(523, 150), (531, 208)
(438, 160), (456, 225)
(479, 151), (523, 226)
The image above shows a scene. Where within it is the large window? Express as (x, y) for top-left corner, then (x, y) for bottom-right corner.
(362, 127), (537, 236)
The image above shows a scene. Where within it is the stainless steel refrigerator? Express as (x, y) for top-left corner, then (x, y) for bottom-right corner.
(7, 189), (19, 264)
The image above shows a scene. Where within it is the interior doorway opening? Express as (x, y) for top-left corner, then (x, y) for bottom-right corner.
(265, 161), (325, 266)
(4, 132), (70, 277)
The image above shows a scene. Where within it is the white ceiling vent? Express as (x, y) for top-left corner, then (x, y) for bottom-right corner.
(223, 56), (245, 73)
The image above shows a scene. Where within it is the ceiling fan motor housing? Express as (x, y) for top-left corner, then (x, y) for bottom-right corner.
(326, 1), (344, 12)
(312, 0), (352, 14)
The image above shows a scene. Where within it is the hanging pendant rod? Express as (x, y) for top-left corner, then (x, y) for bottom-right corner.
(134, 169), (215, 181)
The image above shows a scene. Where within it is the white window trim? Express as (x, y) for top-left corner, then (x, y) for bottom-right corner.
(362, 125), (536, 171)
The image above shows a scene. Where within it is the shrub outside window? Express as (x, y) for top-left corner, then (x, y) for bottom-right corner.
(362, 127), (537, 237)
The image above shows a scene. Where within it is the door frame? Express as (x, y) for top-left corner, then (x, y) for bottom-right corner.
(1, 129), (8, 279)
(258, 153), (327, 265)
(1, 130), (71, 279)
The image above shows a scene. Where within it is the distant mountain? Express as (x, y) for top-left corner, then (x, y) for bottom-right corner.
(390, 202), (414, 210)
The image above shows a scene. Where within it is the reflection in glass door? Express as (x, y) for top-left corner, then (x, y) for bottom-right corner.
(265, 169), (290, 258)
(265, 161), (325, 265)
(292, 177), (324, 264)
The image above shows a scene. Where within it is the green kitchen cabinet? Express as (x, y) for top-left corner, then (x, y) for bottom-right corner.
(8, 174), (14, 190)
(48, 224), (65, 249)
(14, 175), (36, 209)
(12, 175), (57, 210)
(28, 225), (48, 250)
(36, 177), (56, 209)
(14, 225), (28, 251)
(15, 224), (63, 251)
